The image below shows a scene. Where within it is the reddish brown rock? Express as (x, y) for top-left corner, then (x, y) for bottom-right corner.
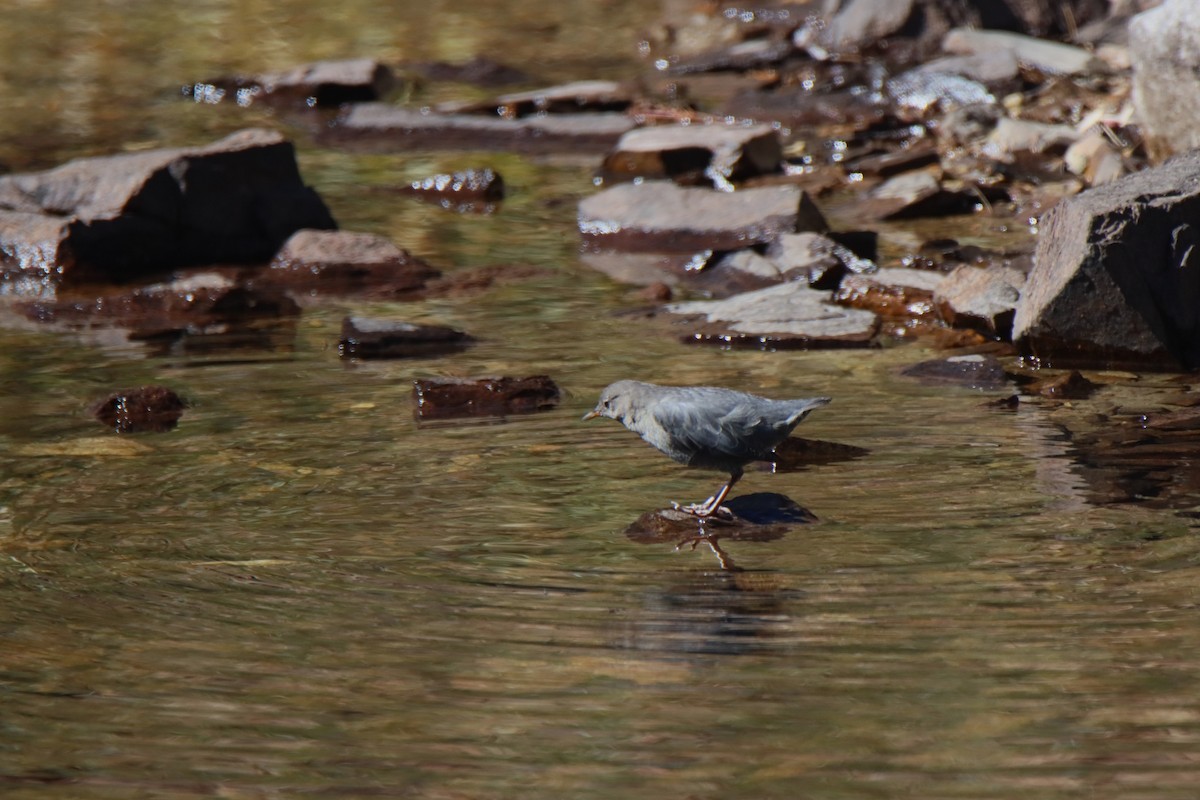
(412, 376), (561, 420)
(578, 182), (826, 252)
(832, 268), (946, 320)
(0, 129), (336, 291)
(326, 104), (636, 154)
(256, 229), (440, 298)
(339, 317), (473, 360)
(934, 265), (1026, 340)
(599, 123), (783, 188)
(91, 386), (187, 433)
(190, 58), (395, 108)
(21, 271), (299, 335)
(1025, 370), (1099, 399)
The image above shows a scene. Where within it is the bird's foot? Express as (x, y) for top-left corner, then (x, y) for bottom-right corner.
(670, 499), (735, 520)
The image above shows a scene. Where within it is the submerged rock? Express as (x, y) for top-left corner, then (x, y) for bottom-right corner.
(599, 122), (783, 188)
(339, 317), (473, 360)
(901, 354), (1012, 390)
(578, 182), (826, 251)
(0, 129), (335, 292)
(1013, 150), (1200, 369)
(411, 376), (561, 420)
(91, 386), (187, 433)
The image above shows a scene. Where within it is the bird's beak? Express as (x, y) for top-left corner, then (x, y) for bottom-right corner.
(581, 409), (600, 421)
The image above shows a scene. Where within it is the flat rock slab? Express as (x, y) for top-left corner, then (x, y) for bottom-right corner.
(579, 182), (826, 252)
(599, 122), (782, 187)
(855, 169), (982, 220)
(339, 317), (472, 359)
(412, 376), (561, 420)
(1013, 149), (1200, 369)
(91, 386), (186, 433)
(326, 104), (635, 154)
(191, 58), (395, 107)
(255, 229), (440, 299)
(665, 281), (879, 348)
(934, 265), (1025, 340)
(0, 128), (335, 289)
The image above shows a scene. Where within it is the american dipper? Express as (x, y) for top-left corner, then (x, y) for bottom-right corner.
(583, 380), (831, 517)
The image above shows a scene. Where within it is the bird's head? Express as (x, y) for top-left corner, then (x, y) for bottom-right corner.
(581, 380), (640, 423)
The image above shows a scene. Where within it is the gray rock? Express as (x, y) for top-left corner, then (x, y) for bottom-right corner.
(820, 0), (916, 51)
(665, 281), (879, 347)
(578, 181), (826, 251)
(1013, 149), (1200, 369)
(943, 28), (1105, 75)
(1130, 0), (1200, 159)
(934, 265), (1026, 340)
(328, 104), (636, 153)
(436, 80), (629, 116)
(887, 71), (995, 118)
(600, 123), (783, 188)
(0, 129), (335, 290)
(258, 229), (440, 298)
(908, 50), (1021, 84)
(982, 117), (1078, 161)
(855, 169), (980, 220)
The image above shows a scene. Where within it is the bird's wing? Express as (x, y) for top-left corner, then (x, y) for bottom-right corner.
(651, 392), (769, 462)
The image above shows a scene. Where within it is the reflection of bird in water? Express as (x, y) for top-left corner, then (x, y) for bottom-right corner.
(584, 380), (831, 517)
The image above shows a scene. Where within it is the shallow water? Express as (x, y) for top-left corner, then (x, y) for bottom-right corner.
(4, 2), (1200, 799)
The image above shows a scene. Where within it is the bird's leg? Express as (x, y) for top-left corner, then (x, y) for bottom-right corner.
(676, 470), (741, 518)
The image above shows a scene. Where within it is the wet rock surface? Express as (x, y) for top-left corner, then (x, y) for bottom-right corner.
(411, 376), (562, 420)
(0, 129), (335, 291)
(832, 268), (945, 320)
(189, 58), (395, 108)
(901, 354), (1013, 391)
(339, 317), (473, 360)
(934, 265), (1026, 340)
(91, 386), (187, 433)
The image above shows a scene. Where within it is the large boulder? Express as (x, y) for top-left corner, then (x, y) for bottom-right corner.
(0, 129), (336, 291)
(1013, 150), (1200, 369)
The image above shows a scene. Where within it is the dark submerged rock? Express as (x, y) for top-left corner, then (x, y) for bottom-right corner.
(339, 317), (473, 360)
(0, 129), (336, 291)
(189, 58), (395, 108)
(412, 376), (561, 420)
(1012, 150), (1200, 370)
(578, 182), (827, 252)
(900, 354), (1012, 390)
(91, 386), (186, 433)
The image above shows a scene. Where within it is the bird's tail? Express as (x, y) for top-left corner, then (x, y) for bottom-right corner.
(784, 397), (831, 427)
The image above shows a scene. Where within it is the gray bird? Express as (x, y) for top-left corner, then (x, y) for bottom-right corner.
(583, 380), (831, 517)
